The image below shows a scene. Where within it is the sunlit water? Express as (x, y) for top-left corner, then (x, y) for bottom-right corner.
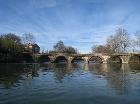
(0, 63), (140, 104)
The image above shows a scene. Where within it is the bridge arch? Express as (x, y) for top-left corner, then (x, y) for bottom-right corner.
(88, 56), (104, 63)
(107, 56), (122, 63)
(53, 55), (68, 63)
(129, 55), (140, 63)
(38, 55), (51, 63)
(71, 56), (85, 63)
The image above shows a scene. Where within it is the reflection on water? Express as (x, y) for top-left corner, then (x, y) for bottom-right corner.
(0, 64), (40, 88)
(0, 63), (140, 104)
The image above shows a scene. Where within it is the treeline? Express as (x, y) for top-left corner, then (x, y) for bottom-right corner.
(47, 41), (78, 54)
(0, 33), (36, 53)
(1, 27), (140, 62)
(0, 33), (77, 62)
(1, 33), (22, 53)
(0, 33), (77, 55)
(92, 28), (140, 54)
(0, 33), (36, 63)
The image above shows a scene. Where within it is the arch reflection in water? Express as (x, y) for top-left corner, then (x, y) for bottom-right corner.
(0, 64), (40, 88)
(1, 63), (140, 104)
(41, 62), (131, 95)
(53, 56), (68, 63)
(38, 55), (51, 63)
(108, 56), (122, 63)
(88, 56), (103, 63)
(71, 57), (85, 63)
(88, 63), (131, 94)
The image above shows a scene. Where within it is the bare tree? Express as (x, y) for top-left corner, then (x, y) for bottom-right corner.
(115, 28), (130, 52)
(53, 41), (66, 53)
(106, 28), (130, 53)
(92, 28), (130, 54)
(22, 33), (36, 44)
(130, 39), (137, 52)
(92, 44), (113, 54)
(106, 35), (120, 53)
(65, 46), (77, 54)
(53, 40), (77, 54)
(135, 31), (140, 47)
(92, 45), (106, 53)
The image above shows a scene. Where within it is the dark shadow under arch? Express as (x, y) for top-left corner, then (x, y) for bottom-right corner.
(108, 56), (122, 63)
(129, 55), (140, 63)
(54, 56), (67, 63)
(71, 57), (85, 63)
(88, 56), (103, 63)
(19, 53), (34, 63)
(38, 55), (51, 63)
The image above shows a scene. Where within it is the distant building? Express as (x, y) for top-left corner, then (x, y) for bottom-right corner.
(24, 43), (40, 53)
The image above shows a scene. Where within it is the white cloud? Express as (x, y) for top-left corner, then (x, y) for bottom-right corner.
(0, 0), (140, 53)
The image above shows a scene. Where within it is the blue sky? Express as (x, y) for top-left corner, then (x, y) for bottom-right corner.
(0, 0), (140, 53)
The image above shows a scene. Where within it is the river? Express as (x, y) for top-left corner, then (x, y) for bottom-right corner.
(0, 63), (140, 104)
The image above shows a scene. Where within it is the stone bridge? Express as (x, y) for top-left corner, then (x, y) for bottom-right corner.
(34, 53), (140, 64)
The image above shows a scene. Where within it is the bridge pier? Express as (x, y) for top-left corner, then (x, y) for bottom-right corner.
(35, 53), (140, 64)
(120, 56), (130, 64)
(68, 57), (73, 64)
(102, 56), (110, 63)
(83, 56), (89, 64)
(33, 54), (39, 62)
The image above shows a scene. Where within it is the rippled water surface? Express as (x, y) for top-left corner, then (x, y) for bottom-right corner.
(0, 63), (140, 104)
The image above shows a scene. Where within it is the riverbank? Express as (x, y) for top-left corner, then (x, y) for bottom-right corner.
(0, 52), (34, 63)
